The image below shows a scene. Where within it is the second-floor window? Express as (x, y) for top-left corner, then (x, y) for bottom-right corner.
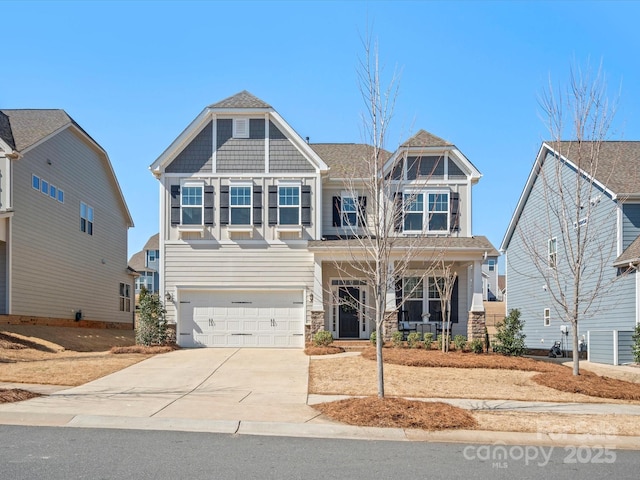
(543, 308), (550, 326)
(181, 184), (203, 225)
(488, 259), (495, 272)
(332, 195), (366, 228)
(403, 191), (449, 233)
(548, 238), (557, 269)
(230, 185), (252, 225)
(80, 202), (94, 235)
(279, 185), (300, 225)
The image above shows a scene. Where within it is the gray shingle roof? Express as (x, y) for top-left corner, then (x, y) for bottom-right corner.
(0, 109), (74, 151)
(143, 233), (159, 251)
(208, 90), (271, 109)
(614, 235), (640, 266)
(128, 250), (148, 272)
(0, 111), (15, 150)
(310, 143), (392, 179)
(401, 129), (453, 148)
(551, 141), (640, 195)
(309, 235), (499, 256)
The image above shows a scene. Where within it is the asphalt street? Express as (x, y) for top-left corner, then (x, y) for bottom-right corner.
(1, 425), (637, 480)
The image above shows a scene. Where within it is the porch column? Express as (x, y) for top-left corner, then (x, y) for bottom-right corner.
(307, 256), (325, 342)
(383, 260), (398, 341)
(467, 259), (486, 342)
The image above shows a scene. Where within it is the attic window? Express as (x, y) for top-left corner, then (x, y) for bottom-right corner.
(233, 118), (249, 138)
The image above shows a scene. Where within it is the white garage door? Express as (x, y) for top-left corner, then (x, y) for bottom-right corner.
(178, 290), (305, 348)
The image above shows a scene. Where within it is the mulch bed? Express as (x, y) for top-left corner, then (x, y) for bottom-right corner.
(110, 345), (179, 354)
(533, 371), (640, 401)
(314, 396), (478, 430)
(304, 345), (345, 355)
(361, 347), (562, 372)
(0, 389), (42, 403)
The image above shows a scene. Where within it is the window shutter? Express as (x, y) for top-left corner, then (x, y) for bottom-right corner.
(332, 196), (341, 227)
(395, 279), (403, 322)
(170, 185), (180, 225)
(301, 185), (312, 226)
(220, 185), (229, 225)
(268, 185), (278, 225)
(204, 185), (214, 225)
(450, 192), (460, 232)
(451, 278), (459, 323)
(358, 196), (367, 227)
(253, 185), (263, 225)
(394, 193), (403, 232)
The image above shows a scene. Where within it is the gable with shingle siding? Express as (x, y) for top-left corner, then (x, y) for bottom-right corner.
(269, 121), (314, 173)
(216, 119), (266, 173)
(166, 121), (213, 174)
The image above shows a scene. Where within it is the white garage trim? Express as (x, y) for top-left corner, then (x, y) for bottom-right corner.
(176, 288), (305, 348)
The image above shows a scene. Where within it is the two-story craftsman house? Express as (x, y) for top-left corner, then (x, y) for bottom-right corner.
(150, 91), (497, 348)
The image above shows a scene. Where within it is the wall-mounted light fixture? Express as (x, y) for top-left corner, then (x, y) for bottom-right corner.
(165, 292), (173, 302)
(46, 159), (52, 165)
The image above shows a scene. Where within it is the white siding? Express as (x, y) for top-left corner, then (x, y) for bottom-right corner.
(11, 128), (133, 323)
(164, 242), (314, 323)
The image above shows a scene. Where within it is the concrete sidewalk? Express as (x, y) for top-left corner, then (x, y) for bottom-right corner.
(1, 348), (640, 448)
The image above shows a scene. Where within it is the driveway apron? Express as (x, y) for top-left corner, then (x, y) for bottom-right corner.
(0, 349), (323, 423)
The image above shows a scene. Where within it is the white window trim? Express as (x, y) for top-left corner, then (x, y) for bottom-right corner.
(233, 118), (250, 138)
(548, 237), (557, 269)
(32, 174), (40, 191)
(229, 182), (253, 227)
(80, 201), (94, 235)
(277, 181), (302, 232)
(544, 308), (551, 326)
(403, 189), (450, 234)
(340, 191), (360, 229)
(329, 278), (370, 339)
(180, 180), (205, 230)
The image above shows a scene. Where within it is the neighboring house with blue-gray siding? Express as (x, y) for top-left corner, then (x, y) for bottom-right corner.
(129, 233), (160, 300)
(0, 109), (135, 325)
(150, 91), (498, 348)
(501, 141), (640, 365)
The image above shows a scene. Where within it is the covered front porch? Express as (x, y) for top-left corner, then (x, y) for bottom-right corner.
(307, 239), (492, 342)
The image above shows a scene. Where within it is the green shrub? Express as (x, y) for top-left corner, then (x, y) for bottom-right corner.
(136, 287), (169, 346)
(437, 334), (450, 351)
(453, 335), (467, 351)
(423, 332), (434, 349)
(493, 308), (527, 356)
(313, 330), (334, 347)
(470, 339), (483, 354)
(407, 332), (421, 348)
(391, 331), (404, 348)
(370, 331), (377, 346)
(632, 324), (640, 363)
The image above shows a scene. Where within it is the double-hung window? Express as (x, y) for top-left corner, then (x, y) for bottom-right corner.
(230, 185), (252, 225)
(403, 193), (424, 231)
(341, 195), (358, 227)
(543, 308), (550, 326)
(548, 238), (557, 269)
(80, 202), (94, 235)
(278, 185), (300, 225)
(488, 259), (495, 272)
(427, 191), (449, 231)
(181, 183), (203, 225)
(119, 283), (131, 312)
(403, 190), (449, 233)
(403, 277), (424, 322)
(428, 277), (444, 322)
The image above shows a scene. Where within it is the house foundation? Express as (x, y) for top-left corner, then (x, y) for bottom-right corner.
(467, 311), (486, 342)
(306, 310), (325, 342)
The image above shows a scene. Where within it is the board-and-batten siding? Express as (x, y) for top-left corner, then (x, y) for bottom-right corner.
(506, 153), (636, 353)
(163, 243), (314, 323)
(622, 203), (640, 250)
(10, 128), (133, 323)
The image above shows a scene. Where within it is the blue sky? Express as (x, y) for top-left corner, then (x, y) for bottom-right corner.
(3, 1), (640, 270)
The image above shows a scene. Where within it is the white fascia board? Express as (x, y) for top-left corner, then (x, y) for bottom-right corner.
(450, 148), (482, 180)
(269, 111), (329, 173)
(500, 142), (548, 252)
(0, 137), (15, 155)
(149, 107), (211, 173)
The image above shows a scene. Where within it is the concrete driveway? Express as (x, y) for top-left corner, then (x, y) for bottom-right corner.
(0, 348), (324, 424)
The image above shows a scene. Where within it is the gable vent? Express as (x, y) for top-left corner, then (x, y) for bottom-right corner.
(233, 118), (249, 138)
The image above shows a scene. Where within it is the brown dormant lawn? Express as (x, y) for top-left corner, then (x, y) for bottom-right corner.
(0, 326), (162, 399)
(309, 347), (640, 434)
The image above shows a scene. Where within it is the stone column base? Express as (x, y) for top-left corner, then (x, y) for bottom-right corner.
(467, 311), (486, 342)
(382, 311), (398, 341)
(306, 310), (325, 342)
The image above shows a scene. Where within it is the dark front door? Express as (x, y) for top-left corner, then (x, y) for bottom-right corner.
(338, 286), (360, 338)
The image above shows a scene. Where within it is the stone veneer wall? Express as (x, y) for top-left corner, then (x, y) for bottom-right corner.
(467, 311), (486, 342)
(382, 311), (398, 341)
(306, 310), (325, 342)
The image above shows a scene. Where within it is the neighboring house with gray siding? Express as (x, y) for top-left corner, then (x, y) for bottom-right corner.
(501, 141), (640, 365)
(0, 109), (135, 325)
(129, 233), (160, 300)
(150, 91), (498, 348)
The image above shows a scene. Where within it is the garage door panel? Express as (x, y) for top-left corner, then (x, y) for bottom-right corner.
(178, 290), (304, 348)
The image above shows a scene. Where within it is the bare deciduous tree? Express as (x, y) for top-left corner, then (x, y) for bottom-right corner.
(517, 63), (622, 375)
